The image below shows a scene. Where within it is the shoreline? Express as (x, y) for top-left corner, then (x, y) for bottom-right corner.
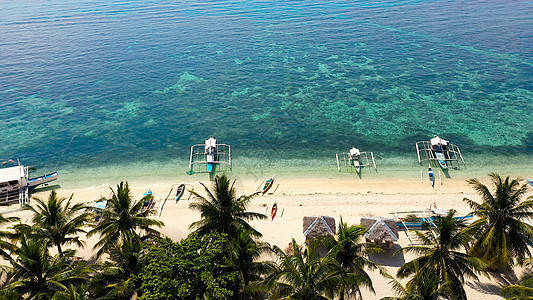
(5, 159), (532, 299)
(44, 152), (533, 190)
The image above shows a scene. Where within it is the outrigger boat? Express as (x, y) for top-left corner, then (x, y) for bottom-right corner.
(350, 147), (362, 174)
(415, 135), (465, 170)
(1, 162), (58, 207)
(392, 209), (473, 229)
(527, 179), (533, 188)
(188, 137), (231, 175)
(336, 147), (377, 175)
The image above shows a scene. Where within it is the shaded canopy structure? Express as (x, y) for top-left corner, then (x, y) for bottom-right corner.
(361, 217), (399, 249)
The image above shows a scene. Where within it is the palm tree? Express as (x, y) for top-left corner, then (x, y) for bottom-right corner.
(228, 229), (275, 297)
(189, 174), (266, 238)
(396, 211), (487, 300)
(88, 232), (143, 299)
(501, 274), (533, 300)
(261, 239), (342, 299)
(0, 213), (19, 259)
(53, 284), (89, 300)
(320, 219), (384, 299)
(501, 258), (533, 300)
(4, 232), (90, 299)
(24, 191), (92, 255)
(383, 264), (448, 300)
(464, 173), (533, 272)
(87, 181), (163, 257)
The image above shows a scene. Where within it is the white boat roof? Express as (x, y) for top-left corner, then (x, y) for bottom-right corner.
(205, 137), (217, 148)
(0, 166), (27, 182)
(349, 147), (360, 156)
(430, 135), (449, 146)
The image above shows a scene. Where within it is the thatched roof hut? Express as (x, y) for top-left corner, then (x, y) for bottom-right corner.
(361, 217), (399, 249)
(303, 216), (336, 241)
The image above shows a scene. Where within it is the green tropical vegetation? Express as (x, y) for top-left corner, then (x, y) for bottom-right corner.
(463, 173), (533, 272)
(395, 211), (488, 300)
(501, 258), (533, 300)
(189, 174), (266, 237)
(0, 174), (530, 299)
(135, 233), (238, 299)
(86, 181), (164, 257)
(24, 191), (92, 255)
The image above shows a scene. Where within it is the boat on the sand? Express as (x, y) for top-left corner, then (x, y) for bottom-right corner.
(175, 184), (185, 202)
(428, 164), (435, 187)
(262, 176), (274, 195)
(271, 202), (278, 220)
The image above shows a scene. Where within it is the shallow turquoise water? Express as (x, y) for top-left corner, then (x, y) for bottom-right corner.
(0, 0), (531, 178)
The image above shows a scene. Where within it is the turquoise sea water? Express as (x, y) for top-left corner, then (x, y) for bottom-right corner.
(0, 0), (532, 182)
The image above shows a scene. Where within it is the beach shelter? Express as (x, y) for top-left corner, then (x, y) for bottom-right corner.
(303, 216), (336, 243)
(361, 217), (399, 249)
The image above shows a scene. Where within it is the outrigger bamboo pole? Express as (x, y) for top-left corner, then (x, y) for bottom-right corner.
(416, 143), (421, 163)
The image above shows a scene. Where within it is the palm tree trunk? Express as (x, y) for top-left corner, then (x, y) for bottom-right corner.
(56, 241), (62, 255)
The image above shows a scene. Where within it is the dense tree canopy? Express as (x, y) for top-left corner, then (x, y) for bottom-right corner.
(135, 234), (238, 300)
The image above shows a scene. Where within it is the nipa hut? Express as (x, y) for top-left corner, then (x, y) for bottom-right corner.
(361, 217), (399, 249)
(303, 216), (336, 243)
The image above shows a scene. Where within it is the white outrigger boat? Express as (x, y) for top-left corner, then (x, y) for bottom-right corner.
(336, 147), (377, 175)
(415, 135), (465, 170)
(0, 162), (58, 207)
(188, 137), (231, 174)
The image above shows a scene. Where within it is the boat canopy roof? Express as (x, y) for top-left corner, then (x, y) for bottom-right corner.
(430, 135), (449, 146)
(0, 166), (27, 183)
(349, 147), (360, 156)
(205, 137), (217, 149)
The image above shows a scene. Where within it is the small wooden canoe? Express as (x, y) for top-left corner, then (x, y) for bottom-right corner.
(271, 202), (278, 220)
(175, 184), (186, 203)
(428, 165), (435, 188)
(262, 176), (275, 195)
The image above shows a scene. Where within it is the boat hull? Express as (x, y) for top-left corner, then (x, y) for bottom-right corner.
(28, 172), (58, 190)
(262, 177), (274, 195)
(353, 160), (361, 173)
(271, 203), (278, 220)
(428, 165), (435, 187)
(435, 151), (447, 169)
(175, 184), (185, 202)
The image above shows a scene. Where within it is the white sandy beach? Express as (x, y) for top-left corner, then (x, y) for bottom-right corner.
(5, 174), (533, 299)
